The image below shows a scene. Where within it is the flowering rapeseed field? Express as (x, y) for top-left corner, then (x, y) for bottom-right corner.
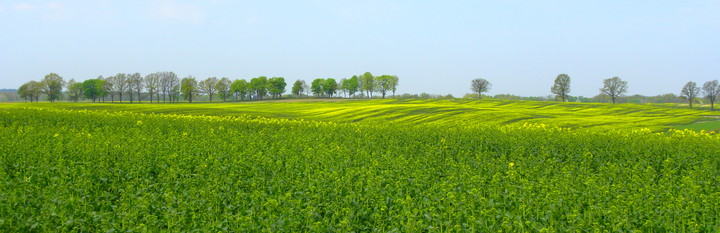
(1, 101), (719, 231)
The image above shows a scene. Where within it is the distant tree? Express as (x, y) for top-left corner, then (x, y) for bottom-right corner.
(267, 77), (287, 99)
(345, 75), (360, 98)
(66, 79), (84, 102)
(18, 82), (41, 102)
(145, 73), (160, 103)
(216, 77), (232, 101)
(375, 75), (390, 99)
(109, 73), (129, 102)
(41, 73), (65, 102)
(302, 81), (310, 96)
(311, 78), (325, 97)
(360, 72), (375, 98)
(128, 73), (143, 103)
(680, 81), (700, 108)
(702, 80), (720, 111)
(230, 79), (249, 100)
(96, 75), (110, 102)
(388, 75), (399, 98)
(291, 79), (305, 97)
(551, 74), (571, 102)
(249, 76), (268, 100)
(470, 78), (491, 99)
(599, 77), (628, 104)
(324, 78), (338, 97)
(199, 77), (219, 102)
(82, 79), (104, 102)
(181, 76), (198, 103)
(159, 71), (178, 103)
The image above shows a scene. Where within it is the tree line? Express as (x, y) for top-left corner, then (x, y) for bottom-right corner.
(471, 75), (720, 110)
(17, 72), (399, 103)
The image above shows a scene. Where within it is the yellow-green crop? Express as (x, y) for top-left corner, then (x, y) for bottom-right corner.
(1, 101), (719, 231)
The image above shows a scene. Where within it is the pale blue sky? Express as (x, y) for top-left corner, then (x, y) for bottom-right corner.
(1, 0), (718, 97)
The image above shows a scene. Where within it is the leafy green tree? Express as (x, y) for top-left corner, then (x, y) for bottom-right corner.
(82, 79), (105, 102)
(311, 78), (325, 97)
(344, 75), (360, 98)
(230, 79), (249, 100)
(388, 75), (399, 98)
(360, 72), (375, 98)
(599, 77), (628, 104)
(216, 77), (232, 101)
(66, 79), (84, 102)
(250, 76), (268, 100)
(291, 79), (305, 97)
(375, 75), (395, 99)
(471, 78), (491, 99)
(324, 78), (338, 97)
(41, 73), (65, 102)
(199, 77), (219, 102)
(702, 80), (719, 110)
(267, 77), (287, 99)
(18, 82), (41, 102)
(680, 81), (700, 108)
(551, 74), (571, 102)
(181, 76), (198, 103)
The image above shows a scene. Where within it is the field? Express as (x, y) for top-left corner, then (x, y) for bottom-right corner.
(2, 100), (720, 231)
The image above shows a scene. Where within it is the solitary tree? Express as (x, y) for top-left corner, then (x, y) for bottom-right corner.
(680, 81), (700, 108)
(375, 75), (392, 99)
(599, 77), (628, 104)
(292, 79), (305, 97)
(703, 80), (719, 110)
(199, 77), (219, 102)
(230, 79), (248, 100)
(216, 77), (232, 101)
(471, 78), (491, 99)
(41, 73), (65, 102)
(551, 74), (571, 102)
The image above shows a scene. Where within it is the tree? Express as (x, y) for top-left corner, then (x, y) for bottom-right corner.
(311, 78), (325, 97)
(66, 79), (84, 102)
(345, 75), (360, 98)
(159, 71), (178, 103)
(376, 75), (396, 99)
(82, 79), (105, 102)
(96, 75), (109, 102)
(551, 74), (571, 102)
(230, 79), (249, 100)
(292, 79), (305, 97)
(703, 80), (720, 111)
(216, 77), (232, 101)
(267, 77), (287, 99)
(249, 76), (268, 100)
(181, 76), (198, 103)
(360, 72), (375, 98)
(128, 73), (144, 103)
(470, 78), (491, 99)
(680, 81), (700, 108)
(199, 77), (219, 102)
(18, 82), (40, 102)
(324, 78), (338, 97)
(41, 73), (65, 102)
(388, 75), (399, 98)
(599, 77), (628, 104)
(145, 73), (160, 103)
(109, 73), (129, 102)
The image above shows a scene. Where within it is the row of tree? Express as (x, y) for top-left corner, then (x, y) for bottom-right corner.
(17, 72), (400, 103)
(471, 75), (720, 109)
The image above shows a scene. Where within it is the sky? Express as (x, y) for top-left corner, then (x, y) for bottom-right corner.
(1, 0), (718, 97)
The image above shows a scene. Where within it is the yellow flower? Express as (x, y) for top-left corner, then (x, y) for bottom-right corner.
(53, 133), (59, 138)
(136, 120), (143, 125)
(508, 162), (515, 167)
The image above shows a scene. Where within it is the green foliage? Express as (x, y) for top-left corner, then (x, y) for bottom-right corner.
(291, 80), (305, 97)
(267, 77), (287, 99)
(180, 76), (198, 103)
(230, 79), (249, 101)
(249, 76), (268, 100)
(82, 79), (105, 102)
(41, 73), (65, 102)
(324, 78), (338, 97)
(1, 103), (720, 231)
(311, 78), (325, 97)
